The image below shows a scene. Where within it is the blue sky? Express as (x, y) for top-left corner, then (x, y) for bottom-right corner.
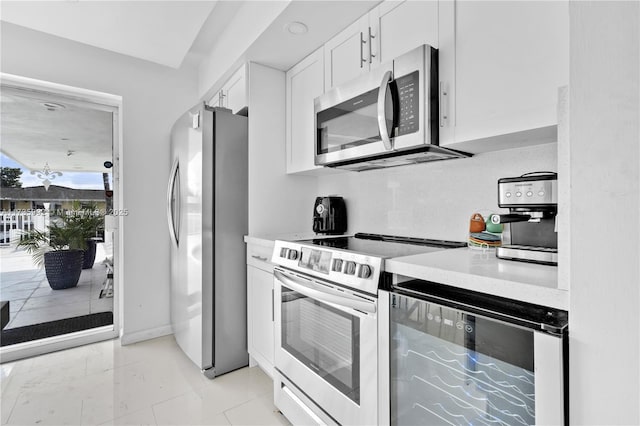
(1, 153), (107, 190)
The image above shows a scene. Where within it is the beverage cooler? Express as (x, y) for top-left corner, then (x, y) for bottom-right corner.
(379, 280), (568, 426)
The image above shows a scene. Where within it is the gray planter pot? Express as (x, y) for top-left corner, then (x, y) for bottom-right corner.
(44, 250), (84, 290)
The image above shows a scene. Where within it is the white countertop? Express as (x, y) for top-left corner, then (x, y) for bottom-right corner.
(386, 247), (568, 310)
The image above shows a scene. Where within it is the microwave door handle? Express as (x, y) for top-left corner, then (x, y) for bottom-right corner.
(274, 270), (376, 314)
(377, 70), (394, 151)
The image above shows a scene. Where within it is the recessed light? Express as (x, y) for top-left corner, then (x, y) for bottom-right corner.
(40, 102), (66, 111)
(285, 21), (308, 35)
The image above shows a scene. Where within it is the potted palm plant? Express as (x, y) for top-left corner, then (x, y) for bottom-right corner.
(74, 202), (105, 269)
(17, 204), (98, 289)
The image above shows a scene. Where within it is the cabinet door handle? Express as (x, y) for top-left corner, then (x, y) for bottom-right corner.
(271, 288), (274, 322)
(251, 254), (268, 262)
(360, 32), (367, 68)
(368, 27), (376, 64)
(439, 81), (449, 127)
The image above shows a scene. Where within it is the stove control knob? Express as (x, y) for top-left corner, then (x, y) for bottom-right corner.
(359, 265), (372, 279)
(287, 249), (299, 260)
(280, 248), (289, 258)
(345, 261), (357, 275)
(332, 259), (343, 272)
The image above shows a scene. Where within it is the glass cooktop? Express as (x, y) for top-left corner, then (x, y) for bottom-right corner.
(296, 233), (467, 259)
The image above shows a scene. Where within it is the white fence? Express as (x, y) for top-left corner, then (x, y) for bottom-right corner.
(0, 210), (49, 245)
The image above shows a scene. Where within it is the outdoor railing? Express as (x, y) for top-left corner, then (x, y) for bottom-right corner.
(0, 210), (49, 245)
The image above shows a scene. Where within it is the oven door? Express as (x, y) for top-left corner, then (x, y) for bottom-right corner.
(273, 267), (377, 426)
(379, 290), (567, 426)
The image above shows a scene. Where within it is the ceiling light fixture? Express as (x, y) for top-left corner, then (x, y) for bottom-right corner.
(40, 102), (66, 111)
(285, 21), (308, 35)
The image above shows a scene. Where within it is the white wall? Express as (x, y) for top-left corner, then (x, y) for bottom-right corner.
(569, 2), (640, 423)
(197, 1), (290, 100)
(247, 62), (317, 236)
(1, 22), (199, 341)
(317, 143), (557, 241)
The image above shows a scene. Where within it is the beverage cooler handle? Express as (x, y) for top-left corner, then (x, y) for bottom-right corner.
(166, 159), (180, 246)
(377, 70), (394, 151)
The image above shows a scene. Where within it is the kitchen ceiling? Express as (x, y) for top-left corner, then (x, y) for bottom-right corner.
(0, 0), (380, 177)
(0, 0), (218, 69)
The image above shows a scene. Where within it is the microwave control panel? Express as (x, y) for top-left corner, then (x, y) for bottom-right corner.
(396, 71), (420, 137)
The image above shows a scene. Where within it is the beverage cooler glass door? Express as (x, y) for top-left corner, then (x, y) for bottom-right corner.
(381, 291), (565, 426)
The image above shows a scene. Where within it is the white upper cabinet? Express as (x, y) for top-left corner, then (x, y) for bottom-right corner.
(324, 0), (439, 91)
(209, 65), (247, 114)
(372, 0), (439, 64)
(286, 47), (325, 174)
(324, 14), (372, 90)
(439, 1), (569, 150)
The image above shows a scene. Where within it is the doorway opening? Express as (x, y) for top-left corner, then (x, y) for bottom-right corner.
(0, 74), (122, 361)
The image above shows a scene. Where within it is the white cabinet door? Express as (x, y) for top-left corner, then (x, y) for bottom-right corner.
(209, 90), (223, 108)
(207, 65), (247, 113)
(224, 65), (247, 114)
(372, 0), (439, 65)
(286, 48), (324, 174)
(324, 14), (371, 90)
(247, 266), (274, 374)
(440, 1), (569, 148)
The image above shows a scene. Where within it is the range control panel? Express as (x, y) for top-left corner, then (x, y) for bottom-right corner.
(498, 175), (557, 208)
(271, 240), (382, 296)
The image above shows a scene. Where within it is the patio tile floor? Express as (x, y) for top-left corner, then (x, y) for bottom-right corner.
(0, 245), (112, 330)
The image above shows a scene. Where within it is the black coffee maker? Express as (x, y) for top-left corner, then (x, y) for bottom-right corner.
(313, 196), (347, 235)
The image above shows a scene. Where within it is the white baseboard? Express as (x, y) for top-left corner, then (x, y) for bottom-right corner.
(120, 325), (173, 346)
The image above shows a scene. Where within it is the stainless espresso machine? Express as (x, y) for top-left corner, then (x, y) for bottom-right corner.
(491, 172), (558, 265)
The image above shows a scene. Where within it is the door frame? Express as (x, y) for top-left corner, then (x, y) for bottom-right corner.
(0, 73), (124, 362)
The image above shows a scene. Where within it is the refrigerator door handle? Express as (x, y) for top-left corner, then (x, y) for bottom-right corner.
(166, 159), (180, 245)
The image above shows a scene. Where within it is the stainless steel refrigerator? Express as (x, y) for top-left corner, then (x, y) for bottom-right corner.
(167, 105), (248, 378)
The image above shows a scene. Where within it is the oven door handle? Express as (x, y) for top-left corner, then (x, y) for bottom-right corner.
(274, 270), (376, 314)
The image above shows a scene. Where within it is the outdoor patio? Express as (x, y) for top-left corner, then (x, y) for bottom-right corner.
(0, 244), (112, 331)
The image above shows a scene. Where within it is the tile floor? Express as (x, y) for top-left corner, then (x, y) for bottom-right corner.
(1, 335), (290, 425)
(0, 246), (112, 329)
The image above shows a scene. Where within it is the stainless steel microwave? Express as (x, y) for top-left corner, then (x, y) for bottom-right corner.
(314, 44), (470, 171)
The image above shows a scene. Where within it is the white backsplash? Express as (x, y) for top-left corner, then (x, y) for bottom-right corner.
(316, 143), (558, 242)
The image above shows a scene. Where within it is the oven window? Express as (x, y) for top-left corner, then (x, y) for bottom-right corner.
(389, 294), (535, 425)
(281, 284), (360, 404)
(316, 87), (382, 154)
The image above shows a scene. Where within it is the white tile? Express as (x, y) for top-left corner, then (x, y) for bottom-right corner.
(7, 299), (26, 313)
(223, 393), (290, 426)
(6, 302), (91, 328)
(0, 288), (35, 301)
(152, 391), (230, 425)
(1, 337), (282, 426)
(6, 386), (84, 425)
(81, 356), (206, 424)
(192, 367), (273, 416)
(98, 407), (157, 426)
(21, 289), (91, 310)
(90, 297), (114, 314)
(1, 388), (19, 424)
